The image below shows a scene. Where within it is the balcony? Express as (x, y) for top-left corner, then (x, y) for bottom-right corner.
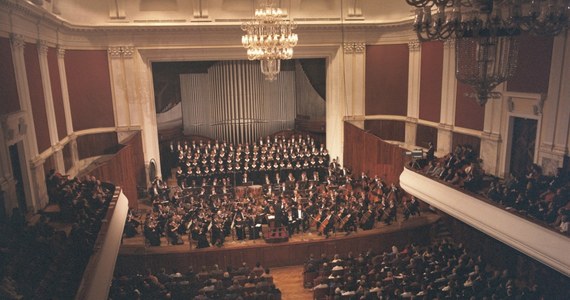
(400, 167), (570, 277)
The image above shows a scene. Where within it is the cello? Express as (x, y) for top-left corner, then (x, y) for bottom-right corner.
(318, 214), (332, 234)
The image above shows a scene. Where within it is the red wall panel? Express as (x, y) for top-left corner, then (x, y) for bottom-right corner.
(24, 43), (51, 153)
(0, 37), (21, 116)
(416, 124), (438, 149)
(364, 119), (405, 143)
(419, 41), (443, 122)
(48, 47), (67, 140)
(507, 34), (553, 94)
(365, 44), (409, 116)
(65, 50), (114, 131)
(455, 81), (484, 131)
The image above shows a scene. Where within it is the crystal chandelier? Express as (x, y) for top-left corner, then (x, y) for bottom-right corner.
(241, 0), (298, 81)
(405, 0), (569, 105)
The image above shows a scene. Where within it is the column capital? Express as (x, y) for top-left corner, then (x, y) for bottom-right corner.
(108, 46), (123, 58)
(10, 34), (26, 49)
(56, 46), (66, 58)
(408, 40), (421, 52)
(443, 38), (456, 49)
(343, 42), (365, 54)
(122, 46), (135, 58)
(108, 46), (136, 58)
(37, 40), (49, 56)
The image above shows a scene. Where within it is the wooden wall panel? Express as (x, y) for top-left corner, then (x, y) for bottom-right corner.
(84, 131), (145, 208)
(364, 120), (405, 142)
(43, 153), (56, 175)
(63, 141), (73, 172)
(77, 132), (119, 160)
(455, 81), (484, 131)
(452, 132), (481, 155)
(365, 44), (409, 116)
(507, 34), (553, 94)
(47, 47), (67, 140)
(344, 122), (405, 184)
(115, 220), (434, 275)
(419, 41), (443, 122)
(0, 37), (20, 116)
(416, 124), (438, 149)
(24, 43), (50, 153)
(65, 50), (114, 131)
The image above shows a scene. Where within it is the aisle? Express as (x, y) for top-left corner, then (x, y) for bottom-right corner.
(271, 265), (312, 300)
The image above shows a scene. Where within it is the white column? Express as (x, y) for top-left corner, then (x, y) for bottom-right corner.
(437, 38), (457, 155)
(56, 47), (74, 136)
(552, 32), (570, 157)
(479, 81), (504, 175)
(0, 124), (18, 216)
(343, 42), (366, 129)
(538, 31), (569, 174)
(10, 34), (46, 212)
(37, 40), (65, 172)
(122, 47), (143, 130)
(108, 46), (129, 136)
(406, 39), (421, 148)
(326, 46), (345, 165)
(132, 48), (161, 184)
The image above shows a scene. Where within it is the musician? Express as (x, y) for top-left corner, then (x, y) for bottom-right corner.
(359, 207), (375, 231)
(285, 208), (298, 236)
(403, 196), (421, 220)
(384, 199), (398, 225)
(211, 219), (224, 247)
(125, 210), (141, 238)
(235, 214), (246, 241)
(319, 209), (335, 238)
(196, 222), (210, 248)
(166, 218), (184, 245)
(144, 216), (161, 246)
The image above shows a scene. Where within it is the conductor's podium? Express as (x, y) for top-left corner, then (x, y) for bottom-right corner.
(264, 226), (289, 243)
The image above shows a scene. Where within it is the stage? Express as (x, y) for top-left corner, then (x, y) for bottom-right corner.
(115, 213), (440, 274)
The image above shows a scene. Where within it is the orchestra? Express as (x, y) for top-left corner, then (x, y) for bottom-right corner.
(139, 134), (417, 248)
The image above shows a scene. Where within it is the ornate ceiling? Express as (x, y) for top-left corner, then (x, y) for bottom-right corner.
(15, 0), (414, 28)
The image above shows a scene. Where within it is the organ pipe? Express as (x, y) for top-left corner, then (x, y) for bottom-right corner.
(181, 60), (297, 144)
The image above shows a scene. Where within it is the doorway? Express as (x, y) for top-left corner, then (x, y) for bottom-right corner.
(9, 142), (27, 213)
(508, 117), (538, 178)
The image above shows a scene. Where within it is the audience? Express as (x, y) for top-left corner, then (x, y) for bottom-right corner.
(418, 145), (570, 235)
(109, 263), (281, 300)
(304, 240), (546, 299)
(0, 174), (114, 299)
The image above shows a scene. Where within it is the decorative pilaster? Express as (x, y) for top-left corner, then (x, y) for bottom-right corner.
(342, 42), (366, 129)
(108, 46), (141, 142)
(406, 39), (421, 148)
(10, 34), (38, 158)
(10, 34), (44, 211)
(346, 0), (363, 20)
(192, 0), (210, 21)
(108, 0), (126, 20)
(57, 47), (74, 136)
(29, 158), (48, 211)
(537, 31), (569, 174)
(37, 40), (66, 173)
(437, 38), (457, 155)
(52, 0), (61, 14)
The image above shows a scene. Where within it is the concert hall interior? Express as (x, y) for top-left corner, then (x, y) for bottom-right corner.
(0, 1), (570, 299)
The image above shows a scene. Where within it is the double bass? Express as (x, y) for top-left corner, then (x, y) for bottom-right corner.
(318, 214), (332, 233)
